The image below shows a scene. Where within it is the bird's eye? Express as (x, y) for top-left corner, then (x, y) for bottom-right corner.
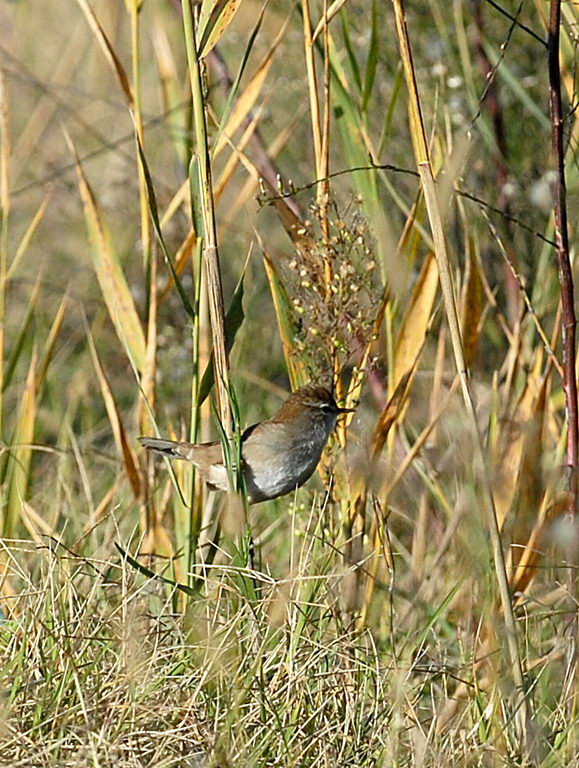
(319, 403), (333, 413)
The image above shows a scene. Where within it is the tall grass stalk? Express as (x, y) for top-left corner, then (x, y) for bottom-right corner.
(547, 0), (579, 726)
(128, 0), (151, 274)
(0, 71), (9, 442)
(181, 0), (232, 435)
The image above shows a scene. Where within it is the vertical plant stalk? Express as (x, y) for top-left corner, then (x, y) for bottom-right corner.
(181, 0), (232, 436)
(187, 239), (204, 585)
(320, 0), (333, 292)
(302, 1), (336, 385)
(547, 1), (578, 520)
(390, 0), (530, 751)
(320, 0), (331, 209)
(129, 0), (151, 271)
(301, 0), (323, 179)
(548, 1), (578, 722)
(0, 70), (11, 611)
(0, 71), (9, 439)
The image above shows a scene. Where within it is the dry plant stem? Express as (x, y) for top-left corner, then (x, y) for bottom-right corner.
(320, 0), (331, 213)
(302, 0), (330, 276)
(548, 0), (578, 520)
(129, 2), (151, 271)
(187, 239), (204, 585)
(181, 0), (232, 436)
(548, 0), (579, 725)
(301, 0), (323, 178)
(0, 70), (9, 439)
(320, 0), (334, 313)
(390, 0), (530, 750)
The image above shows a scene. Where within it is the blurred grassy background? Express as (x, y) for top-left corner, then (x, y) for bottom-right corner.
(0, 0), (578, 765)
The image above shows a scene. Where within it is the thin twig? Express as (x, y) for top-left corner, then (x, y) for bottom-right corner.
(482, 0), (546, 47)
(262, 163), (558, 247)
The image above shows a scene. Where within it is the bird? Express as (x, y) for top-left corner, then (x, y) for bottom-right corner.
(138, 385), (354, 503)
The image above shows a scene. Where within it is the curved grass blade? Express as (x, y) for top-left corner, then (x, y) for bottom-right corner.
(260, 249), (307, 390)
(135, 134), (196, 321)
(76, 0), (134, 108)
(2, 273), (40, 394)
(115, 542), (199, 596)
(68, 134), (146, 371)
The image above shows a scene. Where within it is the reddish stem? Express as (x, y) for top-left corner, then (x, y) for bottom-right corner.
(547, 1), (578, 517)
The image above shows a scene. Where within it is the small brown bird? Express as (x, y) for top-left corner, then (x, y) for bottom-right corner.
(139, 385), (353, 503)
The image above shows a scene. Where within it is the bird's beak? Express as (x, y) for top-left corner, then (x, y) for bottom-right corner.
(336, 406), (355, 414)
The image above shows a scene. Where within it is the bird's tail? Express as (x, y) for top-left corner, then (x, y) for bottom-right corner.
(138, 437), (192, 460)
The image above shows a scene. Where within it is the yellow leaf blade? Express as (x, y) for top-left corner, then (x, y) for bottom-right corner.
(69, 139), (146, 371)
(5, 353), (37, 538)
(392, 251), (439, 392)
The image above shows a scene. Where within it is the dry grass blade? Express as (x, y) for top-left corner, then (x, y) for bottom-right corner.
(213, 34), (276, 158)
(260, 246), (306, 390)
(311, 0), (348, 42)
(7, 192), (51, 280)
(213, 100), (269, 201)
(381, 378), (458, 501)
(371, 370), (414, 462)
(392, 251), (438, 394)
(411, 327), (446, 579)
(493, 350), (543, 528)
(159, 181), (189, 231)
(508, 369), (548, 570)
(196, 270), (245, 408)
(460, 239), (484, 368)
(139, 521), (175, 563)
(75, 0), (134, 108)
(77, 0), (152, 280)
(86, 326), (142, 501)
(198, 0), (246, 59)
(68, 136), (146, 372)
(159, 228), (197, 303)
(36, 293), (67, 390)
(81, 476), (122, 536)
(4, 352), (37, 539)
(138, 250), (158, 436)
(19, 500), (59, 546)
